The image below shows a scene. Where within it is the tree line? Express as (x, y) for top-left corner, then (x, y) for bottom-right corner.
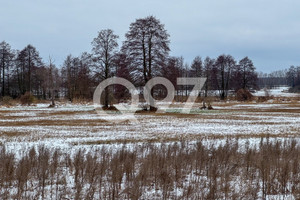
(258, 66), (300, 91)
(0, 16), (259, 106)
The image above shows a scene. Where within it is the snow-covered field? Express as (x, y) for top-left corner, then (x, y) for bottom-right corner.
(0, 87), (300, 199)
(0, 103), (299, 140)
(253, 86), (300, 97)
(1, 93), (300, 153)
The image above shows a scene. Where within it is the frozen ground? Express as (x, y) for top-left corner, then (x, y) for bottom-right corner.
(0, 86), (299, 151)
(0, 88), (300, 199)
(253, 86), (300, 97)
(1, 101), (300, 151)
(2, 89), (300, 199)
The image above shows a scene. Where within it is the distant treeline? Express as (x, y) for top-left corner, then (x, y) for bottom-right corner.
(257, 67), (300, 90)
(0, 16), (299, 103)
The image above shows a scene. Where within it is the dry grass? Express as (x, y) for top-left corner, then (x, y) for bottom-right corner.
(0, 131), (27, 137)
(1, 102), (300, 198)
(1, 102), (300, 144)
(0, 119), (110, 127)
(46, 110), (95, 116)
(76, 132), (300, 146)
(1, 139), (300, 199)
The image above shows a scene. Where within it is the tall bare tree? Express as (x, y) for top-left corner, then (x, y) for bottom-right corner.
(114, 52), (134, 101)
(61, 55), (74, 101)
(214, 55), (235, 100)
(203, 57), (214, 97)
(162, 57), (184, 101)
(123, 16), (170, 110)
(92, 29), (119, 108)
(190, 56), (203, 78)
(61, 53), (92, 101)
(0, 41), (15, 97)
(48, 57), (55, 106)
(238, 57), (257, 89)
(16, 45), (42, 94)
(286, 66), (297, 88)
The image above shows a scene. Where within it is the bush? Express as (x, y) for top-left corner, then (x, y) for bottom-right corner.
(289, 85), (300, 93)
(102, 105), (119, 111)
(72, 98), (90, 104)
(236, 89), (253, 101)
(257, 96), (269, 103)
(20, 92), (36, 105)
(1, 96), (13, 106)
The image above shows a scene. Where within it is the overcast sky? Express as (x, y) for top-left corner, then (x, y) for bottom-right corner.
(1, 0), (300, 72)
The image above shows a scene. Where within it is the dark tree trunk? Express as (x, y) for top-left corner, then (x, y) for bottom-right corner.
(28, 49), (31, 93)
(2, 57), (5, 96)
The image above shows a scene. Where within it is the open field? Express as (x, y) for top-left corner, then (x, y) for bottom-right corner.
(0, 102), (300, 136)
(1, 87), (300, 199)
(1, 139), (300, 199)
(1, 98), (300, 151)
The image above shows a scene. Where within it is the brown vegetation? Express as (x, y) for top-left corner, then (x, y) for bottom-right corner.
(20, 92), (36, 106)
(1, 139), (300, 199)
(0, 96), (15, 106)
(236, 88), (253, 101)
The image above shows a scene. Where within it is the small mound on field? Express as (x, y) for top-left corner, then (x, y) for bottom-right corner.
(102, 105), (119, 111)
(1, 96), (14, 107)
(236, 89), (253, 101)
(136, 106), (158, 113)
(20, 92), (36, 105)
(257, 96), (270, 103)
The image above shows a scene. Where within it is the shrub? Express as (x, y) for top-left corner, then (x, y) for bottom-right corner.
(1, 96), (13, 106)
(236, 89), (253, 101)
(257, 96), (269, 103)
(20, 92), (36, 105)
(102, 105), (119, 111)
(72, 98), (91, 104)
(289, 85), (300, 93)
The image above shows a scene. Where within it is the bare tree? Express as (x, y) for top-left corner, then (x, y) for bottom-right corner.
(214, 55), (235, 100)
(114, 52), (134, 101)
(238, 57), (257, 89)
(162, 57), (184, 100)
(203, 57), (214, 97)
(48, 57), (55, 107)
(286, 66), (297, 88)
(0, 41), (15, 97)
(61, 53), (93, 101)
(123, 16), (170, 111)
(92, 29), (119, 108)
(190, 56), (203, 78)
(61, 55), (74, 101)
(16, 45), (42, 94)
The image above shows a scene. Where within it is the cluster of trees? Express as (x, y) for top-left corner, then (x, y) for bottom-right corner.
(163, 55), (258, 100)
(257, 66), (300, 91)
(286, 66), (300, 89)
(0, 16), (259, 106)
(258, 70), (288, 88)
(0, 42), (59, 101)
